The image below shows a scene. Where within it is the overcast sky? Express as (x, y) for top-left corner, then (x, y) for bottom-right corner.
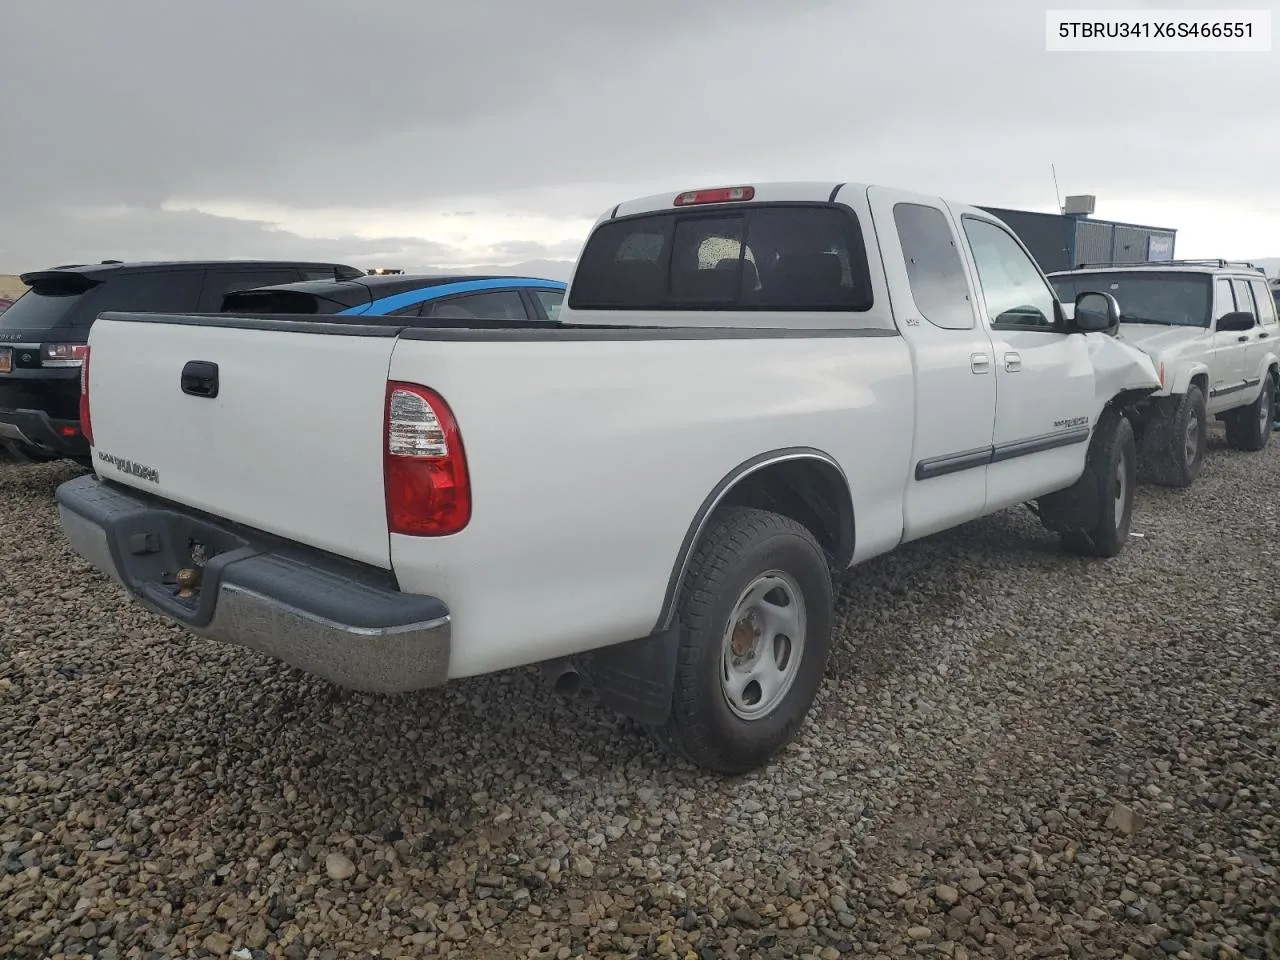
(2, 0), (1278, 279)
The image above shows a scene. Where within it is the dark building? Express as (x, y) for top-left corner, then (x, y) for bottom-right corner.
(978, 205), (1177, 274)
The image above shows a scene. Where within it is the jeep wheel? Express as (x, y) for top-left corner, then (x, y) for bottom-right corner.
(1224, 374), (1274, 452)
(1148, 386), (1206, 488)
(650, 506), (834, 775)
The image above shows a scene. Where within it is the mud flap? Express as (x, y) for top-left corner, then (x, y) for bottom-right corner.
(582, 628), (680, 725)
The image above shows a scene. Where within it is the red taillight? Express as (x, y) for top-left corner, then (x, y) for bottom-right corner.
(673, 185), (755, 206)
(79, 347), (93, 446)
(42, 343), (90, 367)
(383, 382), (470, 536)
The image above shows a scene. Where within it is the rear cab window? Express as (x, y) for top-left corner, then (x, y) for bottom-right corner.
(567, 204), (873, 314)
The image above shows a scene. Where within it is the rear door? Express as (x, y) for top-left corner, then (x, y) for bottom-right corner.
(1237, 277), (1275, 387)
(1209, 278), (1251, 410)
(866, 187), (996, 539)
(1249, 275), (1280, 343)
(954, 212), (1096, 511)
(86, 316), (398, 568)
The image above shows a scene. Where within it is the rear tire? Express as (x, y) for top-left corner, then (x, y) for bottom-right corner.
(1224, 374), (1274, 452)
(650, 506), (834, 775)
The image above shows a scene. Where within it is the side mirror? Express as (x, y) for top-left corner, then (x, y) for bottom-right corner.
(1073, 291), (1120, 333)
(1216, 310), (1255, 332)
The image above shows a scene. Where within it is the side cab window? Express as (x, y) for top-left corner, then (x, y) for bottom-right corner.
(892, 202), (974, 330)
(960, 217), (1059, 331)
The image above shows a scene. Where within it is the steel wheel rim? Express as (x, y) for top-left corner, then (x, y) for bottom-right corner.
(1184, 416), (1199, 467)
(1262, 384), (1272, 434)
(1114, 446), (1128, 531)
(720, 570), (806, 721)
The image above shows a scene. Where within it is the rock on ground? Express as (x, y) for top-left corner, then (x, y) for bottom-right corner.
(1, 425), (1278, 959)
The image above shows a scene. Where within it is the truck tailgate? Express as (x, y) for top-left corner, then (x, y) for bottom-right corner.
(85, 316), (396, 568)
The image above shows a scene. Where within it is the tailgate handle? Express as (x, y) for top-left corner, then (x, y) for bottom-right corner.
(181, 360), (220, 398)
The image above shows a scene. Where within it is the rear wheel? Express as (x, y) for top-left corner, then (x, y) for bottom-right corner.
(650, 506), (834, 775)
(1224, 374), (1274, 451)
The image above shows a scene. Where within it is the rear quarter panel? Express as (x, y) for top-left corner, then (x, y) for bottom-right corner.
(386, 332), (915, 677)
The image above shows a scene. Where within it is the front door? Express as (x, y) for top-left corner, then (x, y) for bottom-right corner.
(953, 212), (1096, 513)
(866, 187), (996, 541)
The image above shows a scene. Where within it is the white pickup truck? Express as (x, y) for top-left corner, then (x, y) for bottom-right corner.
(1048, 260), (1279, 487)
(56, 181), (1161, 774)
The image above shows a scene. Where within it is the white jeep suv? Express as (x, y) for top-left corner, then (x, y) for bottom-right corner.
(1049, 260), (1279, 487)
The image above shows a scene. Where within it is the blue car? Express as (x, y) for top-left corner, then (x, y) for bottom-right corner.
(221, 273), (566, 323)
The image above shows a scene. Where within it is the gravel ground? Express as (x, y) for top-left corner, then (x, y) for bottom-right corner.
(2, 427), (1278, 960)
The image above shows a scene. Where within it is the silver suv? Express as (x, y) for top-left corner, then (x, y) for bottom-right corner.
(1048, 260), (1279, 488)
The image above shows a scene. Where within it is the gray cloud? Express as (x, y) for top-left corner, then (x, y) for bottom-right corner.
(1, 0), (1277, 269)
(0, 206), (575, 279)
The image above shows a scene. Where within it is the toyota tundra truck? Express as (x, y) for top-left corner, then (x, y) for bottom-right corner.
(55, 182), (1161, 774)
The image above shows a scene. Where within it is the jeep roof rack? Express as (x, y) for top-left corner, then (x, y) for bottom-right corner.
(1070, 259), (1261, 271)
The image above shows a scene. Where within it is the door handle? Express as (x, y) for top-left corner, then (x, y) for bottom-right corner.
(1004, 352), (1022, 372)
(181, 360), (220, 398)
(970, 352), (990, 374)
(1259, 332), (1270, 339)
(1237, 335), (1249, 342)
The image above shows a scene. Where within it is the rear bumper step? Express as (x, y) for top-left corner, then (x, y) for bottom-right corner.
(55, 473), (451, 693)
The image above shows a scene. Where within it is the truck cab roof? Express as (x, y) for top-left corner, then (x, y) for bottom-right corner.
(605, 181), (994, 222)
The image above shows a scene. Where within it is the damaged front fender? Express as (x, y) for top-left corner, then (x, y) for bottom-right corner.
(1086, 331), (1161, 411)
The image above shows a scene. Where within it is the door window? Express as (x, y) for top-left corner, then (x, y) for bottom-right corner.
(1230, 279), (1258, 324)
(73, 270), (206, 325)
(960, 218), (1057, 331)
(422, 291), (529, 322)
(533, 289), (565, 322)
(215, 270), (303, 297)
(1249, 279), (1278, 327)
(1214, 279), (1237, 320)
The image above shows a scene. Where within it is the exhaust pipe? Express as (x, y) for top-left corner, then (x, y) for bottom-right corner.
(541, 658), (582, 696)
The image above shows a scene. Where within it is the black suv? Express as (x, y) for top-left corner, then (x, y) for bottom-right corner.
(0, 259), (363, 463)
